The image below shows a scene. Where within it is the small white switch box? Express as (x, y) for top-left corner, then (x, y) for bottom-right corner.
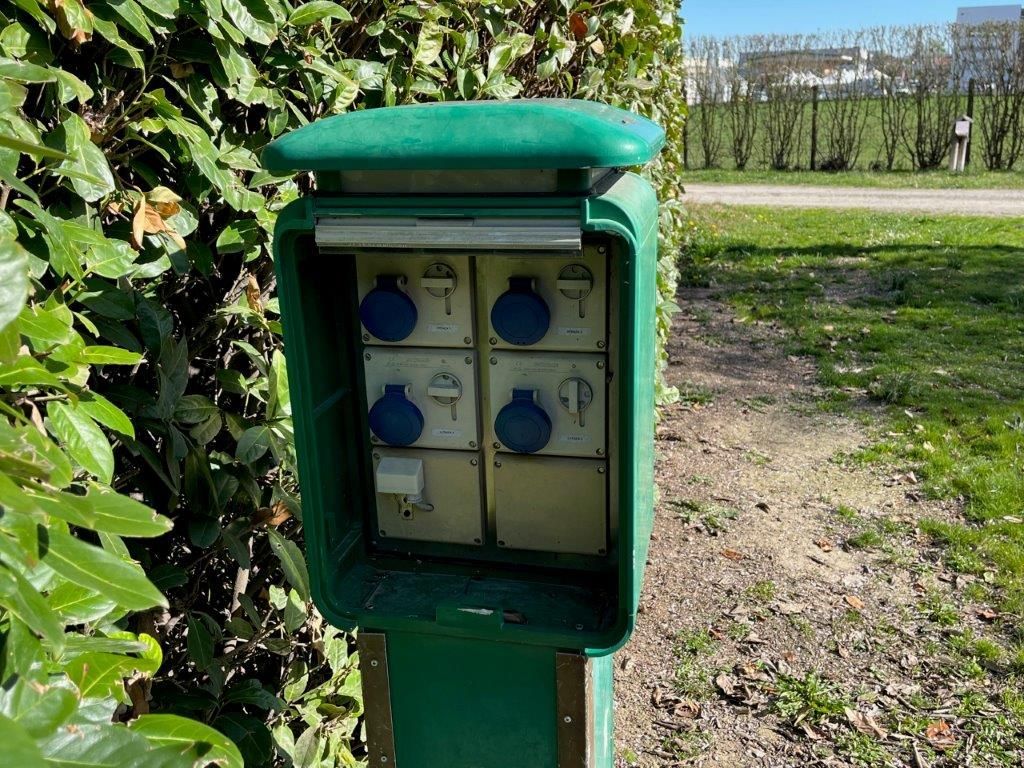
(375, 457), (424, 496)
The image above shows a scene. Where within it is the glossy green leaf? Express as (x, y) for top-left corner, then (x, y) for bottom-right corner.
(128, 715), (243, 768)
(58, 114), (115, 202)
(185, 614), (214, 671)
(47, 401), (114, 483)
(0, 237), (30, 332)
(0, 714), (45, 767)
(0, 563), (65, 651)
(29, 484), (171, 537)
(235, 424), (270, 463)
(79, 346), (144, 365)
(42, 527), (167, 611)
(76, 392), (135, 438)
(267, 529), (309, 601)
(288, 1), (352, 26)
(0, 680), (77, 739)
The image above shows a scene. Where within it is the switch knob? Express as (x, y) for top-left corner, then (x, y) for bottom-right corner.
(494, 388), (551, 454)
(557, 377), (594, 427)
(491, 277), (550, 346)
(359, 275), (417, 341)
(368, 384), (424, 446)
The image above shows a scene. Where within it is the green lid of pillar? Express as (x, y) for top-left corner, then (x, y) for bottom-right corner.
(262, 99), (664, 173)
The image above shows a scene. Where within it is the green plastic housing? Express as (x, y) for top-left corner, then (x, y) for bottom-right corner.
(270, 100), (660, 657)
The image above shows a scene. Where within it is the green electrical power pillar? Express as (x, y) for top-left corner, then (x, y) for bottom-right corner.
(264, 100), (663, 768)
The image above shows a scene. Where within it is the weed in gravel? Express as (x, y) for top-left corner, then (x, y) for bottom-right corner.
(676, 628), (716, 657)
(672, 629), (719, 700)
(836, 731), (891, 767)
(834, 504), (860, 522)
(774, 672), (849, 726)
(743, 448), (772, 466)
(847, 529), (884, 549)
(745, 580), (777, 603)
(920, 592), (960, 626)
(678, 381), (715, 407)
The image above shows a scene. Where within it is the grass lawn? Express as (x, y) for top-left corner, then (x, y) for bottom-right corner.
(683, 167), (1024, 190)
(682, 206), (1024, 623)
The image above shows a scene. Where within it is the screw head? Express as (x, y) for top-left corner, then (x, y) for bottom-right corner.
(598, 245), (607, 254)
(464, 337), (472, 345)
(373, 453), (381, 460)
(494, 460), (502, 468)
(379, 529), (387, 536)
(470, 458), (478, 466)
(596, 361), (604, 369)
(370, 659), (379, 668)
(598, 548), (606, 555)
(364, 353), (372, 361)
(469, 441), (477, 448)
(362, 333), (370, 342)
(596, 448), (605, 456)
(575, 623), (584, 630)
(493, 441), (501, 449)
(489, 356), (497, 365)
(489, 337), (498, 345)
(498, 540), (506, 547)
(381, 756), (388, 764)
(563, 715), (572, 724)
(465, 356), (473, 364)
(597, 340), (606, 349)
(598, 466), (606, 474)
(474, 537), (482, 544)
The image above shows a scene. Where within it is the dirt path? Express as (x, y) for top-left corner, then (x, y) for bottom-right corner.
(683, 183), (1024, 217)
(611, 289), (984, 767)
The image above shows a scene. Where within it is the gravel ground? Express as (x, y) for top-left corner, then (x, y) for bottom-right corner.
(609, 288), (1012, 767)
(683, 183), (1024, 217)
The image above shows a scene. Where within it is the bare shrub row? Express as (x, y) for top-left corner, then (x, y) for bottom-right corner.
(686, 22), (1024, 171)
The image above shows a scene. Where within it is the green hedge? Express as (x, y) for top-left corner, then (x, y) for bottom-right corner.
(0, 1), (684, 764)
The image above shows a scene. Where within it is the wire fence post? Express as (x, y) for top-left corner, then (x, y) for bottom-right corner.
(965, 77), (975, 169)
(809, 84), (819, 171)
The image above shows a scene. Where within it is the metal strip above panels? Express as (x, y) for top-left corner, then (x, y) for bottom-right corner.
(315, 216), (582, 251)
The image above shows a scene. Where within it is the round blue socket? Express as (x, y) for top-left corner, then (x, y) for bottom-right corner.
(491, 284), (549, 346)
(495, 398), (551, 454)
(369, 391), (424, 446)
(360, 280), (417, 342)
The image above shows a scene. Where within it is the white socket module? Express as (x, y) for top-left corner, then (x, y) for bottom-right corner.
(480, 249), (606, 352)
(364, 347), (479, 451)
(488, 351), (606, 458)
(356, 253), (474, 347)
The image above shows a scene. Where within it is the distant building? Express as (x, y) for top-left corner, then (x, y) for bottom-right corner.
(954, 5), (1023, 86)
(956, 4), (1024, 24)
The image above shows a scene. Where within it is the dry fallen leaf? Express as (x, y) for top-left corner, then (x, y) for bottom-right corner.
(568, 12), (588, 40)
(720, 548), (744, 561)
(845, 708), (888, 739)
(246, 274), (264, 315)
(254, 501), (291, 528)
(845, 594), (866, 611)
(924, 720), (956, 751)
(815, 537), (834, 552)
(715, 673), (739, 699)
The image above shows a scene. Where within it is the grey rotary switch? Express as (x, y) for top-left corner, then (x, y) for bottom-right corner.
(427, 372), (463, 421)
(421, 263), (457, 315)
(557, 264), (593, 319)
(558, 377), (593, 427)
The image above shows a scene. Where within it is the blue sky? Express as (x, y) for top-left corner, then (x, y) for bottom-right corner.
(683, 1), (964, 37)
